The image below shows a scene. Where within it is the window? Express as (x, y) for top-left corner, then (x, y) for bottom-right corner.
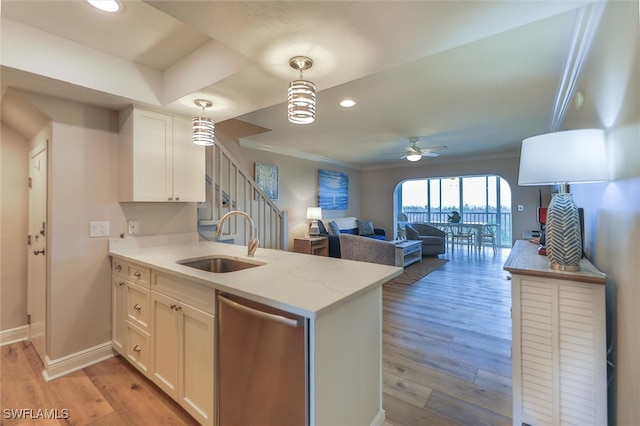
(396, 175), (512, 247)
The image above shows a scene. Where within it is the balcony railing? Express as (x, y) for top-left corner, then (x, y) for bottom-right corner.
(401, 210), (512, 247)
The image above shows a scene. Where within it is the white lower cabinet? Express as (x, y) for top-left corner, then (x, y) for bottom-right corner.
(505, 241), (607, 426)
(150, 277), (215, 425)
(112, 259), (215, 425)
(112, 276), (127, 355)
(112, 260), (151, 369)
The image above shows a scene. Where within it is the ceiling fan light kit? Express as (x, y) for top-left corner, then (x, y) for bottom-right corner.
(401, 137), (447, 162)
(288, 56), (316, 124)
(86, 0), (122, 13)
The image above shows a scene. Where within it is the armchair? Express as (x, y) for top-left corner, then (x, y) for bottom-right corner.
(405, 223), (446, 256)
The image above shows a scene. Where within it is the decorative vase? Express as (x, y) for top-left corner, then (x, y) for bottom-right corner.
(545, 192), (582, 271)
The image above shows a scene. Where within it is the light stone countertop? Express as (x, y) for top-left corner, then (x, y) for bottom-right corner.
(110, 239), (403, 319)
(504, 240), (606, 285)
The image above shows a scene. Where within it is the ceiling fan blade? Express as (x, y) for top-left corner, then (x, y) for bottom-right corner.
(419, 145), (448, 153)
(422, 152), (440, 157)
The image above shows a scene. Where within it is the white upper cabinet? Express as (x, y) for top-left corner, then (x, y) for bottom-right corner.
(119, 107), (205, 202)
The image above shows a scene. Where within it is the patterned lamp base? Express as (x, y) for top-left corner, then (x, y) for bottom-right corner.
(545, 192), (582, 271)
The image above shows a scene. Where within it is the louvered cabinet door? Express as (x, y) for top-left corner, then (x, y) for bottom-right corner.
(511, 275), (607, 426)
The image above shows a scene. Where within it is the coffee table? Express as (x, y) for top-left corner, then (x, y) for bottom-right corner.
(392, 240), (422, 267)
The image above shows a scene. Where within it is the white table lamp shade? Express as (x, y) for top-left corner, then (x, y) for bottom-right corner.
(518, 129), (608, 186)
(518, 129), (608, 271)
(306, 207), (322, 220)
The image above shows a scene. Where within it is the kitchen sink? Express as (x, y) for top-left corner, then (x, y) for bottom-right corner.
(177, 256), (265, 273)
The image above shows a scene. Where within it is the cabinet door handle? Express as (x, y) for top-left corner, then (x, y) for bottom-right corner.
(175, 196), (180, 201)
(33, 248), (45, 255)
(119, 281), (125, 287)
(168, 197), (173, 201)
(133, 304), (142, 311)
(115, 264), (122, 271)
(170, 304), (177, 310)
(174, 305), (181, 311)
(133, 271), (141, 278)
(133, 345), (141, 352)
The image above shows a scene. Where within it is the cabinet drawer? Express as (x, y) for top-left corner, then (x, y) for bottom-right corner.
(127, 283), (150, 330)
(112, 259), (150, 288)
(151, 272), (216, 315)
(127, 324), (150, 374)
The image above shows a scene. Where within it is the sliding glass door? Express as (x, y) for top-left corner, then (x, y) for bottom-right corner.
(397, 175), (512, 247)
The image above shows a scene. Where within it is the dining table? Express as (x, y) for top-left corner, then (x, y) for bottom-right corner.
(427, 222), (497, 250)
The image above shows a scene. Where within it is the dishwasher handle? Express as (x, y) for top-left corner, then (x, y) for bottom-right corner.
(219, 294), (303, 328)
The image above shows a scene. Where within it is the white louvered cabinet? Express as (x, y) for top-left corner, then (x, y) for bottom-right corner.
(505, 241), (607, 426)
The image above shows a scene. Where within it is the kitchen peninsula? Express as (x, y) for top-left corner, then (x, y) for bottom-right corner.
(109, 234), (402, 426)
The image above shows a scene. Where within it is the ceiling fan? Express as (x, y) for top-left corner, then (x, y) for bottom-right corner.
(399, 137), (447, 162)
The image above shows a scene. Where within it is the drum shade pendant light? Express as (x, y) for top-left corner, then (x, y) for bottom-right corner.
(288, 56), (316, 124)
(193, 99), (215, 146)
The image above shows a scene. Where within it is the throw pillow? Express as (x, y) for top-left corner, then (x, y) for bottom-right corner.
(356, 219), (375, 236)
(316, 220), (327, 234)
(327, 221), (341, 235)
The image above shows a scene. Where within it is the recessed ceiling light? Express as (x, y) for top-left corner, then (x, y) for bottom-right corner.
(87, 0), (122, 13)
(339, 99), (356, 108)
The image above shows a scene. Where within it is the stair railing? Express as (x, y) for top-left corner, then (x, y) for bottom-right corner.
(197, 142), (288, 251)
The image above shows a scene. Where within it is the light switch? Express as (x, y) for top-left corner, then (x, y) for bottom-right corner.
(90, 221), (110, 237)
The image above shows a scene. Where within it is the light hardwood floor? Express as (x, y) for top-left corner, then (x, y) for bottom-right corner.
(382, 245), (512, 425)
(1, 244), (512, 425)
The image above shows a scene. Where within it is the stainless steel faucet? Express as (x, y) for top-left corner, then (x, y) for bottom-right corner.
(215, 211), (259, 257)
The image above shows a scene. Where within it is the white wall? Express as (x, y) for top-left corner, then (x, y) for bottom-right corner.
(0, 124), (29, 330)
(561, 2), (639, 424)
(1, 91), (198, 361)
(235, 139), (362, 249)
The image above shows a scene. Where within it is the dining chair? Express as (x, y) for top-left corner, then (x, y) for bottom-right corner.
(451, 225), (475, 252)
(478, 224), (497, 254)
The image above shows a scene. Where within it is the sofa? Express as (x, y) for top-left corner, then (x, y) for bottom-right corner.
(405, 222), (446, 256)
(338, 234), (396, 266)
(316, 216), (386, 258)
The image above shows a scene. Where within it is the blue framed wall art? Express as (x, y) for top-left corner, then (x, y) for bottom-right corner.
(255, 163), (278, 200)
(318, 169), (348, 210)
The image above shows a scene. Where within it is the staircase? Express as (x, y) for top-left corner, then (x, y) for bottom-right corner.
(197, 142), (288, 250)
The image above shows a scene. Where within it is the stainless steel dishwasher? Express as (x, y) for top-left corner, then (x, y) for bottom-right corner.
(218, 293), (308, 426)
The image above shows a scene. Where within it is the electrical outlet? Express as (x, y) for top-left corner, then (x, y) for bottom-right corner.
(127, 219), (139, 235)
(90, 221), (110, 237)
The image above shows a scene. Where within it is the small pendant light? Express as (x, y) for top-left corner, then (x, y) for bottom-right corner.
(288, 56), (316, 124)
(193, 99), (215, 146)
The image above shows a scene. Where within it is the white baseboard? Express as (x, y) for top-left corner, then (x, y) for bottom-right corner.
(42, 341), (114, 382)
(371, 409), (386, 426)
(0, 325), (28, 346)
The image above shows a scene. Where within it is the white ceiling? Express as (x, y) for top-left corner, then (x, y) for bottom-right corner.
(1, 0), (602, 169)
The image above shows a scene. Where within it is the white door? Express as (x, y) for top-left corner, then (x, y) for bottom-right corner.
(27, 142), (47, 362)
